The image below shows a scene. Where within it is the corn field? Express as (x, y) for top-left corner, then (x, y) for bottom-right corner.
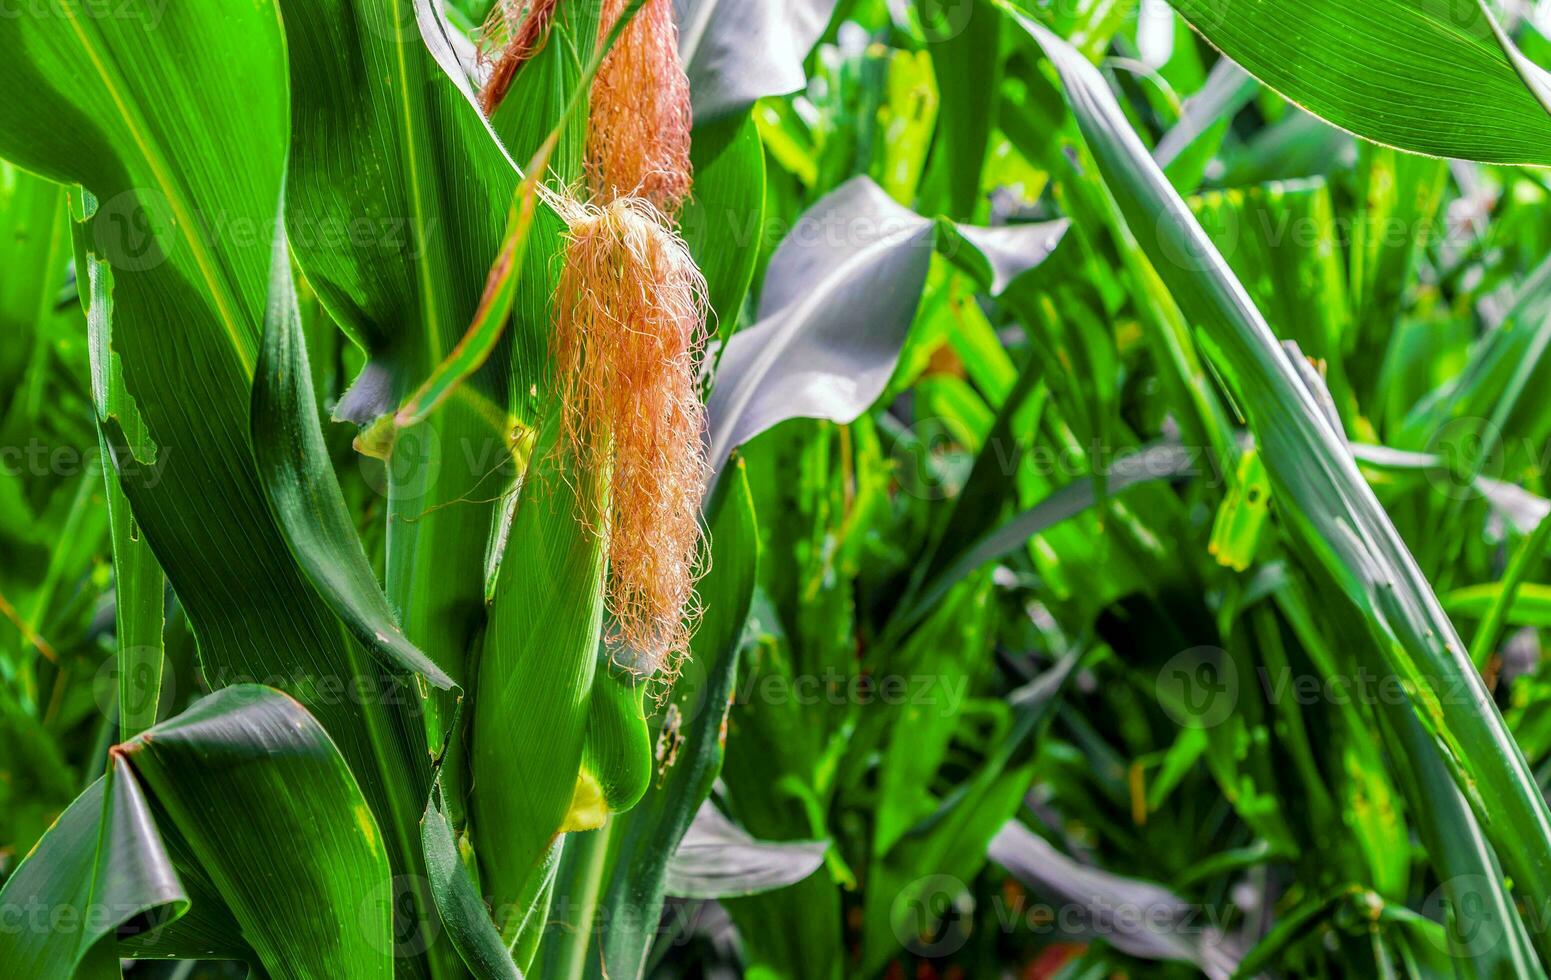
(4, 0), (1551, 977)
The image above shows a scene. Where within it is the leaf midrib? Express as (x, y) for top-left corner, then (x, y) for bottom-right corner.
(389, 0), (445, 364)
(59, 2), (255, 376)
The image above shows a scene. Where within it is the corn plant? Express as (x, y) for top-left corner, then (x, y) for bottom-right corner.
(3, 0), (1551, 978)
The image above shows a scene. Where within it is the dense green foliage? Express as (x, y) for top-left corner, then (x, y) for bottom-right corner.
(4, 0), (1551, 977)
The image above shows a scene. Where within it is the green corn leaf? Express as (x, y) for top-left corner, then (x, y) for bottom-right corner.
(251, 218), (453, 690)
(0, 775), (186, 979)
(1167, 0), (1551, 164)
(0, 6), (452, 967)
(275, 0), (525, 721)
(1208, 445), (1271, 572)
(82, 229), (166, 741)
(1447, 581), (1551, 627)
(0, 163), (70, 420)
(916, 0), (1001, 220)
(0, 686), (395, 979)
(423, 779), (523, 980)
(681, 112), (767, 352)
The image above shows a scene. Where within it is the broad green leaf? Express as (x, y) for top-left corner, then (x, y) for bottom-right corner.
(0, 6), (451, 965)
(1377, 687), (1542, 976)
(681, 113), (767, 350)
(82, 226), (166, 742)
(0, 163), (69, 417)
(1167, 0), (1551, 164)
(917, 0), (1000, 219)
(251, 220), (453, 690)
(0, 686), (395, 979)
(1207, 444), (1271, 572)
(485, 0), (603, 180)
(0, 776), (185, 979)
(423, 780), (523, 980)
(275, 0), (522, 716)
(123, 686), (395, 979)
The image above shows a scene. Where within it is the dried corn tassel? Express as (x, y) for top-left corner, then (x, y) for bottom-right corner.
(478, 0), (560, 115)
(552, 196), (709, 680)
(587, 0), (693, 213)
